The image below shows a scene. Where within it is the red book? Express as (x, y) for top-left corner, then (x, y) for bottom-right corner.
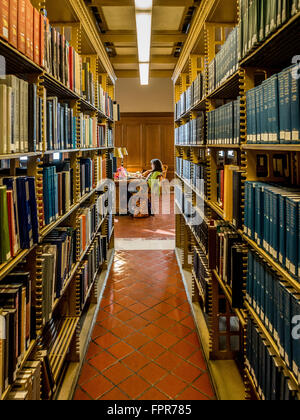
(17, 0), (26, 54)
(69, 45), (73, 91)
(39, 13), (45, 67)
(0, 0), (9, 40)
(33, 7), (40, 65)
(9, 0), (18, 48)
(25, 0), (33, 59)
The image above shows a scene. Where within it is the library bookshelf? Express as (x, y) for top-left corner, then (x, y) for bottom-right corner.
(0, 0), (117, 400)
(173, 0), (300, 401)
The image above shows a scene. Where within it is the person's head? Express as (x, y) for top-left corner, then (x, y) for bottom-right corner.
(151, 159), (163, 173)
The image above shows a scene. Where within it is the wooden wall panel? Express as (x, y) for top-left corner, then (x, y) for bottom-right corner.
(115, 113), (174, 179)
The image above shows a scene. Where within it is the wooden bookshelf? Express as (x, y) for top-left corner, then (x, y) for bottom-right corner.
(173, 0), (300, 401)
(0, 0), (118, 400)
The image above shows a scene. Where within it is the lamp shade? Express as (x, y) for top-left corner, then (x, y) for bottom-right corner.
(122, 148), (129, 156)
(113, 147), (124, 159)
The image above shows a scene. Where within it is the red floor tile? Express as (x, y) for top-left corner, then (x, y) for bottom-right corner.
(193, 373), (215, 398)
(95, 333), (120, 349)
(89, 351), (117, 371)
(178, 386), (211, 400)
(99, 388), (130, 400)
(73, 387), (92, 400)
(118, 375), (150, 399)
(121, 351), (149, 372)
(139, 341), (165, 360)
(125, 332), (151, 349)
(81, 374), (113, 400)
(75, 249), (215, 401)
(108, 342), (134, 360)
(156, 374), (187, 399)
(139, 363), (168, 385)
(139, 388), (170, 400)
(103, 362), (133, 385)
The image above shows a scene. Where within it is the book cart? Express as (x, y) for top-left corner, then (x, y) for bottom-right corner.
(174, 0), (300, 400)
(0, 0), (117, 400)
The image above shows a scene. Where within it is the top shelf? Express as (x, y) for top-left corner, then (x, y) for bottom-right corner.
(240, 11), (300, 69)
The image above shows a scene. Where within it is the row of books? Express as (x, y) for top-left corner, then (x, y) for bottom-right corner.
(193, 247), (210, 313)
(44, 20), (81, 95)
(208, 26), (238, 94)
(175, 114), (206, 146)
(0, 76), (43, 155)
(43, 162), (74, 226)
(80, 158), (95, 197)
(207, 99), (241, 145)
(0, 270), (33, 397)
(0, 0), (44, 66)
(0, 176), (39, 263)
(246, 66), (300, 144)
(216, 165), (243, 228)
(79, 233), (108, 310)
(246, 318), (299, 400)
(247, 249), (300, 381)
(41, 227), (77, 317)
(215, 226), (246, 308)
(176, 158), (207, 198)
(175, 71), (205, 119)
(5, 360), (41, 400)
(175, 185), (209, 254)
(239, 0), (300, 60)
(78, 194), (107, 257)
(46, 97), (77, 151)
(244, 182), (300, 278)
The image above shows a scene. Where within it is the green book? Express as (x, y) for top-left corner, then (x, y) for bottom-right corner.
(277, 0), (283, 27)
(265, 0), (271, 37)
(0, 186), (11, 264)
(270, 0), (277, 31)
(252, 0), (259, 46)
(259, 0), (265, 41)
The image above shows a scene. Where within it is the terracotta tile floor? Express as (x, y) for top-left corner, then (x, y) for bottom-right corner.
(114, 196), (175, 240)
(74, 250), (216, 401)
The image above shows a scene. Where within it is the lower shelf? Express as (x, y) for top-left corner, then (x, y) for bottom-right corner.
(175, 248), (245, 401)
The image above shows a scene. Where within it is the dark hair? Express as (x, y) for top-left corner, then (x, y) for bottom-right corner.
(151, 159), (163, 173)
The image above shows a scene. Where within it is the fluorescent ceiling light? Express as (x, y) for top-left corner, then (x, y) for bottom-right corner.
(136, 13), (152, 63)
(139, 63), (149, 85)
(135, 0), (153, 10)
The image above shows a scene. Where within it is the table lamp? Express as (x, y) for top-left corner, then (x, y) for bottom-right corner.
(121, 148), (128, 166)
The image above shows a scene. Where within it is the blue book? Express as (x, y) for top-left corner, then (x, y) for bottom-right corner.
(262, 81), (269, 143)
(287, 197), (300, 277)
(283, 286), (292, 369)
(15, 177), (33, 249)
(254, 183), (264, 246)
(291, 294), (300, 380)
(269, 74), (280, 143)
(283, 67), (292, 143)
(290, 66), (300, 143)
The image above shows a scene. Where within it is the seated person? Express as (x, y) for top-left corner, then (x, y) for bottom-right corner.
(130, 159), (163, 218)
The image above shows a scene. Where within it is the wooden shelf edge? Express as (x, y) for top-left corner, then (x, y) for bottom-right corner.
(242, 143), (300, 151)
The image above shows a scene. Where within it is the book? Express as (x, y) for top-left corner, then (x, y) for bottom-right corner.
(9, 0), (17, 48)
(0, 185), (11, 263)
(0, 0), (9, 41)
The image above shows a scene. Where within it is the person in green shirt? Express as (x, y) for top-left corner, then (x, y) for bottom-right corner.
(134, 159), (163, 218)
